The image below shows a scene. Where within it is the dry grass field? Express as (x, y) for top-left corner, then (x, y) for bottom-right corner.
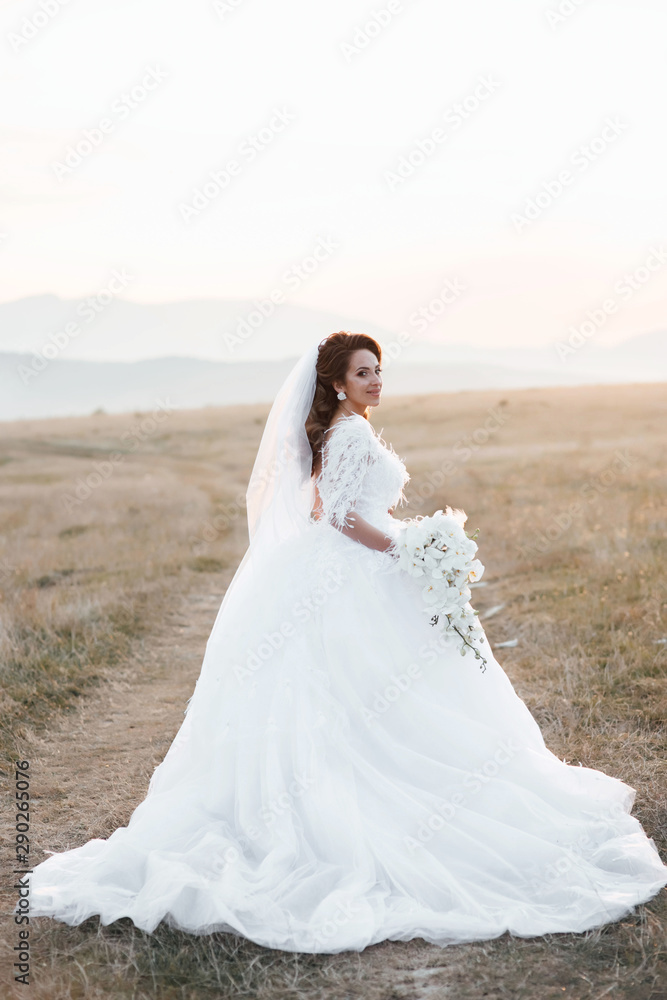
(0, 382), (665, 1000)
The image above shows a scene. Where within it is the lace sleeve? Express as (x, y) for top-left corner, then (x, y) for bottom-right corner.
(315, 415), (378, 531)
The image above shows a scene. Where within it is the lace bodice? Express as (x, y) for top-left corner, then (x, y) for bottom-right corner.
(313, 413), (410, 532)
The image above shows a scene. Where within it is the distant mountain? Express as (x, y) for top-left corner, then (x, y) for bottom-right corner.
(0, 292), (664, 420)
(0, 293), (396, 364)
(0, 327), (665, 422)
(387, 328), (667, 379)
(0, 355), (296, 421)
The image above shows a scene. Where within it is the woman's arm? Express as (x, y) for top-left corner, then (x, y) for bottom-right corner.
(312, 481), (395, 553)
(315, 417), (398, 555)
(337, 512), (397, 554)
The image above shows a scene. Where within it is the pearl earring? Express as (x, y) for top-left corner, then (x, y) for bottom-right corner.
(337, 391), (347, 400)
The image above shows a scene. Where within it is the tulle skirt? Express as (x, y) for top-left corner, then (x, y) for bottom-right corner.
(26, 517), (667, 952)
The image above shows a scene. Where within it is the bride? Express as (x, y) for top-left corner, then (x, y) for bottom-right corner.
(27, 331), (667, 953)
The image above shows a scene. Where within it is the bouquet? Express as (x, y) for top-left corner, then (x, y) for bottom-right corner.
(393, 507), (488, 672)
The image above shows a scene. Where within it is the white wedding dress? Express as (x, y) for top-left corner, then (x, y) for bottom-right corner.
(27, 411), (667, 953)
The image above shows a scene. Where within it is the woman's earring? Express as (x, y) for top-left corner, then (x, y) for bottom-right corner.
(337, 391), (347, 400)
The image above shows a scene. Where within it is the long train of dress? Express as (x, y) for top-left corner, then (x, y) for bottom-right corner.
(26, 413), (667, 953)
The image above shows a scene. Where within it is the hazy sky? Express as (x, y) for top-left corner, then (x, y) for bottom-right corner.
(1, 0), (666, 358)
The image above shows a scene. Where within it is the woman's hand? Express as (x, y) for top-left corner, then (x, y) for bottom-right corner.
(337, 512), (398, 554)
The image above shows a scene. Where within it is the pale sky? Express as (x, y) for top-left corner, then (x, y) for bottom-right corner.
(1, 0), (666, 358)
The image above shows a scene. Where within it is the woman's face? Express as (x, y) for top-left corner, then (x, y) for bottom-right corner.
(334, 349), (383, 411)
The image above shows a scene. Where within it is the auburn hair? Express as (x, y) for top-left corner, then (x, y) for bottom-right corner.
(306, 331), (382, 475)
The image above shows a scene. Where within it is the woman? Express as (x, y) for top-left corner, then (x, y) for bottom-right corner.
(27, 331), (667, 953)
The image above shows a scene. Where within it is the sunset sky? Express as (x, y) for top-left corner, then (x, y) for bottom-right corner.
(1, 0), (666, 360)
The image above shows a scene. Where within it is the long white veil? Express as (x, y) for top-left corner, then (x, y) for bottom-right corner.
(246, 340), (320, 549)
(200, 339), (321, 660)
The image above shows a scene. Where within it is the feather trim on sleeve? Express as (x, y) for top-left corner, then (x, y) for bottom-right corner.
(315, 414), (378, 530)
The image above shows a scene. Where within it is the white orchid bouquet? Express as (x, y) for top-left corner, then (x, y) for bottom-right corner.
(393, 507), (488, 672)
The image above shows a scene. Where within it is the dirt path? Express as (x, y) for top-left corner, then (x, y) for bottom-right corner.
(24, 587), (225, 857)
